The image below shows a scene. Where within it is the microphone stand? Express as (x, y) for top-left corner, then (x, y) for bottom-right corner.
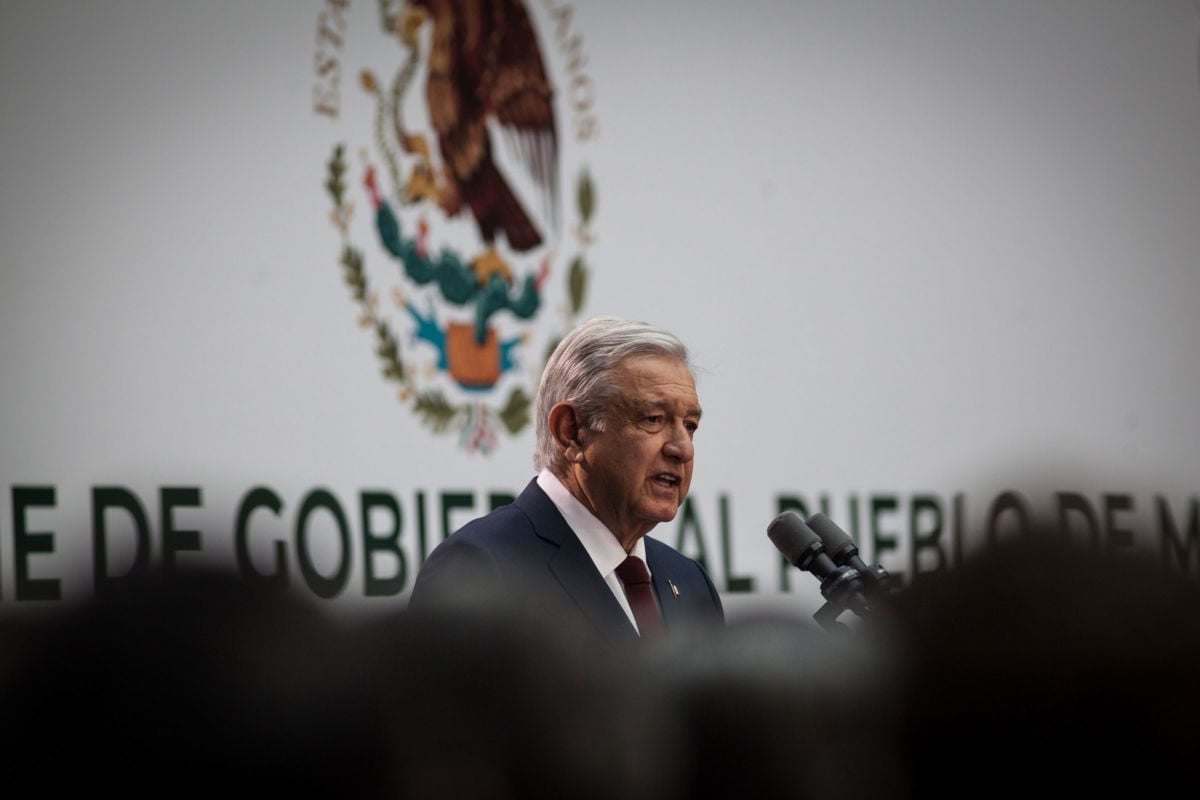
(811, 565), (870, 634)
(813, 601), (853, 634)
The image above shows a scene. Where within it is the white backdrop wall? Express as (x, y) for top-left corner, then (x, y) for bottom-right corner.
(2, 0), (1198, 620)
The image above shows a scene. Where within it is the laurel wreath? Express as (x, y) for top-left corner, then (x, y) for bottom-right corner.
(323, 144), (595, 449)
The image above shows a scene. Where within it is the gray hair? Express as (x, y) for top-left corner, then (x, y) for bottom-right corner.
(534, 316), (693, 474)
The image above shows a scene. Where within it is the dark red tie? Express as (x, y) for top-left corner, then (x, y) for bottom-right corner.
(616, 556), (664, 640)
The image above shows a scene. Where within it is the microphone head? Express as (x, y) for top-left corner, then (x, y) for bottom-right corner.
(767, 511), (823, 568)
(806, 513), (858, 561)
(770, 511), (871, 614)
(808, 513), (893, 592)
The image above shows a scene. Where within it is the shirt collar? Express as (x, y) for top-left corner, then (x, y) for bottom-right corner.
(537, 468), (648, 578)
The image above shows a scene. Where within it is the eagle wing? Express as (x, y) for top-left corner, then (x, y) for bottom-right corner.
(484, 0), (559, 218)
(422, 0), (558, 249)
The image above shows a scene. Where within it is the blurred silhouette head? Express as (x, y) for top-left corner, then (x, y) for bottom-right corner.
(890, 528), (1200, 794)
(645, 615), (902, 800)
(364, 601), (679, 800)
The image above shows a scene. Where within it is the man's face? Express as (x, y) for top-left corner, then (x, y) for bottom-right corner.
(573, 355), (702, 548)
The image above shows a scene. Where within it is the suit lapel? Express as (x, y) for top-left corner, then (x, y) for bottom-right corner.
(548, 545), (636, 642)
(515, 480), (638, 643)
(647, 541), (675, 627)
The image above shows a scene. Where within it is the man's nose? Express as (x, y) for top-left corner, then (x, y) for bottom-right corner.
(663, 424), (694, 462)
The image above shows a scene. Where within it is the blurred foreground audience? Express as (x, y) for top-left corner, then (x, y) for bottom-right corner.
(0, 570), (677, 799)
(3, 523), (1198, 797)
(889, 529), (1200, 795)
(0, 570), (390, 796)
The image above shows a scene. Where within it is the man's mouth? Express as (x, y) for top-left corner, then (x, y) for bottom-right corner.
(652, 473), (681, 487)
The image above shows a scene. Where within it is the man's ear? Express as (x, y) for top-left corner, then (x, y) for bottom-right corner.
(549, 402), (586, 463)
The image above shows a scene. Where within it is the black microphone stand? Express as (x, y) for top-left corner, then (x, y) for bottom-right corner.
(811, 565), (870, 634)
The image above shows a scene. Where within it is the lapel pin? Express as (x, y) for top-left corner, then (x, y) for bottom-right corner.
(669, 579), (680, 598)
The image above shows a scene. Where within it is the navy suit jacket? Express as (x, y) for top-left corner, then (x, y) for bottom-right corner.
(409, 479), (724, 644)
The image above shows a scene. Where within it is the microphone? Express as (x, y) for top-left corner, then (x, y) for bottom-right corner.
(805, 513), (894, 600)
(768, 511), (870, 621)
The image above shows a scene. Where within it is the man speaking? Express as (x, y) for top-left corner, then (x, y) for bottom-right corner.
(410, 316), (724, 643)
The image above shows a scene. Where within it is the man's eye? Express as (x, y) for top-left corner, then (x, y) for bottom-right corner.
(644, 415), (663, 425)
